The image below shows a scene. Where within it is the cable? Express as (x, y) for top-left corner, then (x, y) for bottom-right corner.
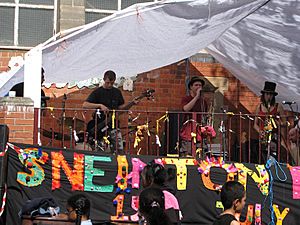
(264, 157), (287, 225)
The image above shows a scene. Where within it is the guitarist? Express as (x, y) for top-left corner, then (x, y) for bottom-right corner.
(83, 70), (139, 153)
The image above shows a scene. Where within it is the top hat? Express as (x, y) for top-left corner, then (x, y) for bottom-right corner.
(261, 81), (278, 96)
(188, 76), (205, 89)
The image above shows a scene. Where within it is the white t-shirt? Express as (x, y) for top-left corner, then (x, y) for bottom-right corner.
(81, 219), (93, 225)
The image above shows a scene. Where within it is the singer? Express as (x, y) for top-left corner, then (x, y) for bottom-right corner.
(180, 76), (208, 156)
(253, 81), (285, 163)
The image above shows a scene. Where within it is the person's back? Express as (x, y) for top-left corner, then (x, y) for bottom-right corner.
(213, 214), (238, 225)
(10, 82), (24, 97)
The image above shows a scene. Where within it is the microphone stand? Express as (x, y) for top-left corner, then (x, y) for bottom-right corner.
(60, 94), (67, 148)
(288, 104), (299, 128)
(289, 103), (299, 160)
(265, 102), (272, 160)
(220, 108), (227, 160)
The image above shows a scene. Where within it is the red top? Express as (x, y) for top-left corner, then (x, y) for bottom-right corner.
(181, 95), (208, 113)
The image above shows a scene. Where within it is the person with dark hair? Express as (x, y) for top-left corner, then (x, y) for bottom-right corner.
(213, 181), (246, 225)
(141, 162), (175, 193)
(141, 161), (181, 224)
(66, 194), (92, 225)
(9, 67), (48, 107)
(139, 187), (172, 225)
(254, 81), (285, 162)
(180, 76), (208, 156)
(288, 119), (300, 165)
(83, 70), (139, 153)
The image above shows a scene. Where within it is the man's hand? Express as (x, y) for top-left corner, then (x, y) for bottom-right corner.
(100, 104), (109, 112)
(195, 88), (201, 99)
(132, 98), (140, 105)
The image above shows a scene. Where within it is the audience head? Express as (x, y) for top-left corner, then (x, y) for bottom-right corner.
(66, 194), (91, 223)
(141, 161), (167, 188)
(221, 181), (246, 212)
(139, 187), (171, 225)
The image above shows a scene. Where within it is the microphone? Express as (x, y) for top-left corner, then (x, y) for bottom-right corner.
(41, 96), (50, 101)
(282, 101), (296, 105)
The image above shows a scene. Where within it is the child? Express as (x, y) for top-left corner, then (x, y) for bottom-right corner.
(141, 162), (182, 224)
(213, 181), (246, 225)
(139, 187), (172, 225)
(66, 194), (92, 225)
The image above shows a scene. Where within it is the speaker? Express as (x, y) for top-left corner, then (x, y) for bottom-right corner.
(159, 113), (183, 155)
(0, 124), (9, 199)
(0, 124), (9, 152)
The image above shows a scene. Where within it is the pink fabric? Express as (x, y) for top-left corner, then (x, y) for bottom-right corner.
(163, 190), (180, 210)
(289, 166), (300, 199)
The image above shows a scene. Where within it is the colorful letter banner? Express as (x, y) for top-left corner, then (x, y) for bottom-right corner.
(3, 144), (300, 225)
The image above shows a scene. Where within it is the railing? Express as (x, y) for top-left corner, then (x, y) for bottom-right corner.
(34, 108), (300, 165)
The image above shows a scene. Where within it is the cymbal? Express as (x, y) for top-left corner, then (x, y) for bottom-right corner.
(41, 129), (71, 141)
(63, 117), (85, 131)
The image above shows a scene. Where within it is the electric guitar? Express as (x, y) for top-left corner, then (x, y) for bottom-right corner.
(86, 89), (155, 146)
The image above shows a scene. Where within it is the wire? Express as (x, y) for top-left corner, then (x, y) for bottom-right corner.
(264, 157), (287, 225)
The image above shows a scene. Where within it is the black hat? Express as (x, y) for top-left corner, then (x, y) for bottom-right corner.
(261, 81), (278, 96)
(188, 76), (205, 89)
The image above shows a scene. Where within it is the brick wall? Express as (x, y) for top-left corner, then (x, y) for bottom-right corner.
(42, 62), (260, 114)
(0, 50), (26, 72)
(0, 97), (34, 144)
(0, 49), (260, 113)
(1, 49), (261, 150)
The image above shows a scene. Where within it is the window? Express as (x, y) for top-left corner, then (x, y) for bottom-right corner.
(0, 6), (14, 46)
(0, 0), (56, 48)
(85, 0), (118, 24)
(85, 0), (158, 24)
(121, 0), (153, 10)
(86, 0), (118, 11)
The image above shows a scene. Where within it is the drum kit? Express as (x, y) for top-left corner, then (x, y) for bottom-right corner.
(40, 112), (220, 155)
(40, 116), (86, 146)
(40, 115), (144, 151)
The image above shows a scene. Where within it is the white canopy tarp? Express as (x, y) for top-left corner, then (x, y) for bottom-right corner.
(0, 0), (299, 111)
(207, 0), (300, 110)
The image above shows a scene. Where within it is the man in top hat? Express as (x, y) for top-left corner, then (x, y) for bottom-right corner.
(180, 76), (208, 156)
(254, 81), (285, 163)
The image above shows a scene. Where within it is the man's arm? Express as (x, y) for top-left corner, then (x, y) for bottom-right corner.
(82, 88), (109, 111)
(118, 99), (139, 110)
(82, 101), (109, 111)
(183, 96), (198, 112)
(183, 88), (201, 112)
(254, 104), (261, 133)
(277, 103), (286, 124)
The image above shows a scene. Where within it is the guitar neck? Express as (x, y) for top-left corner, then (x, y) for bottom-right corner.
(122, 95), (145, 110)
(122, 101), (137, 110)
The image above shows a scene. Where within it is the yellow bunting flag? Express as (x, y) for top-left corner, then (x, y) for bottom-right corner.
(112, 110), (116, 129)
